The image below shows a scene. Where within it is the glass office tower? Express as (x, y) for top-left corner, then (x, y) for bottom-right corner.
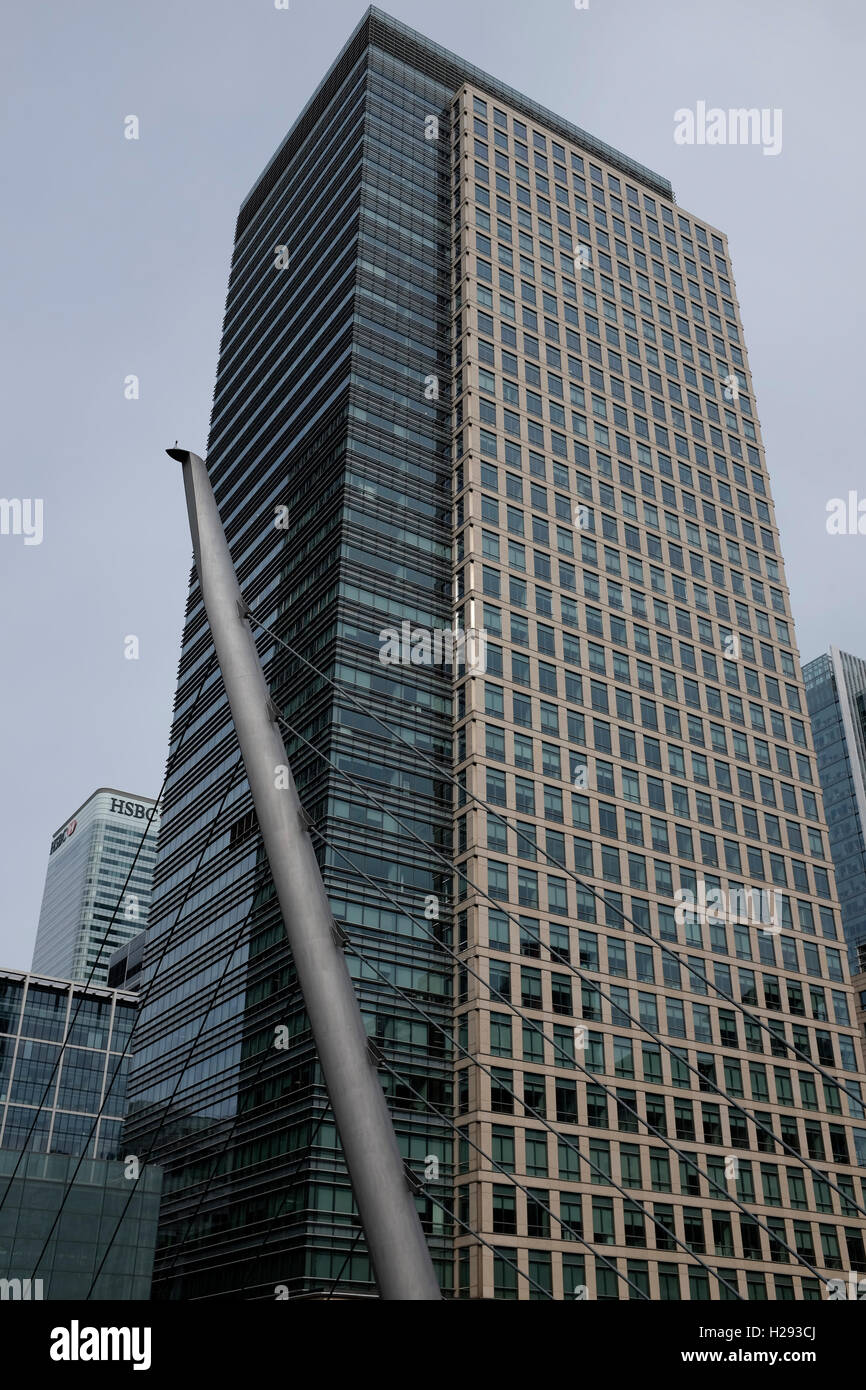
(127, 7), (866, 1300)
(804, 649), (866, 974)
(32, 789), (160, 986)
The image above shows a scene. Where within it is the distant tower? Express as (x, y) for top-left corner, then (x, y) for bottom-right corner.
(804, 648), (866, 972)
(32, 789), (159, 985)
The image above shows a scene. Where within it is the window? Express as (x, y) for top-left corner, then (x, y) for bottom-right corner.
(491, 1067), (514, 1114)
(614, 1037), (634, 1078)
(683, 1208), (706, 1254)
(521, 967), (542, 1010)
(525, 1130), (549, 1176)
(492, 1125), (515, 1172)
(490, 1014), (513, 1057)
(592, 1197), (615, 1244)
(492, 1185), (517, 1234)
(526, 1189), (551, 1239)
(492, 1249), (519, 1299)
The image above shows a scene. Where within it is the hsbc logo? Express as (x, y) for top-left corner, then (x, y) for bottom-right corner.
(109, 799), (158, 822)
(49, 798), (158, 855)
(49, 820), (77, 856)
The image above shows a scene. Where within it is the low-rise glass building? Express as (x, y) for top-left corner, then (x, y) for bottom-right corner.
(0, 1151), (161, 1300)
(0, 968), (160, 1299)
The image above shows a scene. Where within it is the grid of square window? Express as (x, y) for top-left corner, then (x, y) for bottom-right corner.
(0, 973), (133, 1161)
(448, 85), (866, 1299)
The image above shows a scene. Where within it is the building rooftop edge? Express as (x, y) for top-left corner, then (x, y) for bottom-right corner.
(48, 787), (160, 841)
(0, 963), (138, 1000)
(237, 4), (674, 235)
(803, 647), (864, 673)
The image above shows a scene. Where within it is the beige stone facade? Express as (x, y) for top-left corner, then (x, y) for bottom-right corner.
(449, 82), (866, 1300)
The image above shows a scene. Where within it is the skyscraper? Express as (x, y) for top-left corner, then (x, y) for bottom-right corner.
(32, 789), (160, 986)
(127, 7), (866, 1300)
(804, 649), (866, 974)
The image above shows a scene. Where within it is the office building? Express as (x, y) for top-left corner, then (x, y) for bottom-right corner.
(0, 968), (160, 1299)
(0, 1151), (161, 1301)
(804, 649), (866, 973)
(0, 968), (135, 1159)
(32, 789), (160, 986)
(126, 7), (866, 1300)
(107, 932), (147, 993)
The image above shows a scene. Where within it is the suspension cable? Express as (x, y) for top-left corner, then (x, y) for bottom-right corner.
(85, 890), (261, 1297)
(280, 704), (866, 1232)
(314, 822), (829, 1291)
(252, 612), (866, 1111)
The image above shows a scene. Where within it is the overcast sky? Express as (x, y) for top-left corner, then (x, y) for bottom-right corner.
(1, 0), (863, 972)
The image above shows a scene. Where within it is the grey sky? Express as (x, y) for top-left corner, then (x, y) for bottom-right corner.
(1, 0), (863, 971)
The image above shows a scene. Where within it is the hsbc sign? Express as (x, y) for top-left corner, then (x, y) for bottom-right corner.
(49, 820), (77, 855)
(109, 798), (158, 822)
(48, 797), (159, 856)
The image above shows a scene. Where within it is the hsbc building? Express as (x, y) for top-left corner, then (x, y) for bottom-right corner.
(32, 788), (160, 985)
